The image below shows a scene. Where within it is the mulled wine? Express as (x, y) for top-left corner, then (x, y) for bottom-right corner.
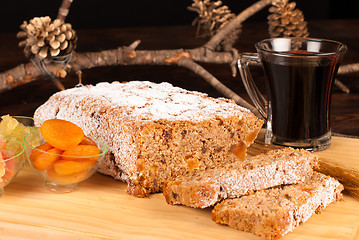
(239, 38), (347, 151)
(262, 51), (336, 140)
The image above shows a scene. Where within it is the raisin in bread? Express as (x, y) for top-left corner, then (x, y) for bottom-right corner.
(163, 148), (318, 208)
(212, 171), (343, 240)
(34, 81), (263, 197)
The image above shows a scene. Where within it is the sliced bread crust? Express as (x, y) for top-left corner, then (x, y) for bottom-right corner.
(163, 148), (318, 208)
(212, 171), (344, 240)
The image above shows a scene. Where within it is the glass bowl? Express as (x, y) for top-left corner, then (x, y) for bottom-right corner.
(0, 115), (42, 144)
(24, 132), (107, 193)
(0, 139), (26, 196)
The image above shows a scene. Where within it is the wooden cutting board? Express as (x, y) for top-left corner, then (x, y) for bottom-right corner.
(1, 136), (359, 240)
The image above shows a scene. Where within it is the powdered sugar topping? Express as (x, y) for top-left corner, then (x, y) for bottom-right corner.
(59, 81), (251, 121)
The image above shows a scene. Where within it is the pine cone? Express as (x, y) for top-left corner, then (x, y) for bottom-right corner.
(188, 0), (241, 51)
(268, 0), (309, 38)
(17, 16), (77, 59)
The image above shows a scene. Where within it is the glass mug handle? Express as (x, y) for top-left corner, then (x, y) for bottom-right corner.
(237, 53), (267, 120)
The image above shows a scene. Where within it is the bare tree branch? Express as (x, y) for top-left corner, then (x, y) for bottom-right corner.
(338, 63), (359, 75)
(57, 0), (73, 21)
(9, 0), (355, 117)
(0, 0), (272, 103)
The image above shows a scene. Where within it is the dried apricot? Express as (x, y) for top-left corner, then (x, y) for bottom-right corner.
(53, 159), (95, 175)
(29, 142), (53, 162)
(47, 167), (89, 184)
(32, 148), (63, 171)
(40, 119), (84, 150)
(80, 136), (97, 146)
(62, 145), (100, 163)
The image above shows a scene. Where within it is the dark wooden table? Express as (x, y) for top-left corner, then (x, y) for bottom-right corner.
(0, 19), (358, 137)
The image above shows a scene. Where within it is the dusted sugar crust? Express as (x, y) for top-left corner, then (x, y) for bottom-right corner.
(163, 148), (318, 208)
(212, 172), (344, 240)
(34, 81), (263, 197)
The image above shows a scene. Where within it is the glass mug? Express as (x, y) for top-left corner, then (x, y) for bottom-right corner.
(238, 37), (347, 151)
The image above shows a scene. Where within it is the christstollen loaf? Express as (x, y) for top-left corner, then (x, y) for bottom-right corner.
(34, 81), (263, 197)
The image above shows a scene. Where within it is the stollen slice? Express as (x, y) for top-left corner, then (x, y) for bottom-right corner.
(212, 171), (343, 240)
(163, 147), (317, 208)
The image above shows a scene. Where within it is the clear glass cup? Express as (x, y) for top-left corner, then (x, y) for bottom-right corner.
(24, 132), (108, 193)
(0, 139), (26, 196)
(238, 37), (347, 151)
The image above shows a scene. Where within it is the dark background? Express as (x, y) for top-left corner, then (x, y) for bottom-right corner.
(1, 0), (359, 33)
(0, 1), (358, 136)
